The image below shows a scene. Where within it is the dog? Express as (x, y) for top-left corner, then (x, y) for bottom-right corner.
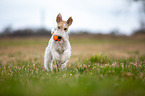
(44, 13), (73, 71)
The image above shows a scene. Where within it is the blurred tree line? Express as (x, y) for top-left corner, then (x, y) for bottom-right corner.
(0, 26), (51, 37)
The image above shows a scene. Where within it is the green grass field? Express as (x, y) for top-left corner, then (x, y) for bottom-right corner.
(0, 36), (145, 96)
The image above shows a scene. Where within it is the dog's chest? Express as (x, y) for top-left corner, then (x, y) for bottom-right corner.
(54, 40), (66, 53)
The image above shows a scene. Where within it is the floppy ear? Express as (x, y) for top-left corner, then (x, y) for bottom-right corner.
(67, 17), (73, 26)
(56, 13), (62, 23)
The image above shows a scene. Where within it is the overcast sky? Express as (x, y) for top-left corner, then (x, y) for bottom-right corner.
(0, 0), (141, 35)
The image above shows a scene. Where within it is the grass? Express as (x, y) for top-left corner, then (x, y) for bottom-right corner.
(0, 36), (145, 96)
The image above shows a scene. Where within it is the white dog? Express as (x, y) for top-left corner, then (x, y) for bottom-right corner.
(44, 13), (73, 71)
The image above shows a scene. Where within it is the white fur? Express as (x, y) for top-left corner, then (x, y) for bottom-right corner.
(44, 29), (71, 71)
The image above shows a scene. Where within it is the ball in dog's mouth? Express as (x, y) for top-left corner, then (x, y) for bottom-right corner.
(53, 35), (62, 41)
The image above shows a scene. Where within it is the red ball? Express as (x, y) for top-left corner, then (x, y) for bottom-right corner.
(53, 35), (61, 41)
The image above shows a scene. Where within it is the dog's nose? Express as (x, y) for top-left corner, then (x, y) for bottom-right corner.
(57, 36), (62, 39)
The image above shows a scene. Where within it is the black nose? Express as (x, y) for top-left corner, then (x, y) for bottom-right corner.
(58, 36), (62, 39)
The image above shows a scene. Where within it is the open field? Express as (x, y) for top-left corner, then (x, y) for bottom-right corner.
(0, 35), (145, 96)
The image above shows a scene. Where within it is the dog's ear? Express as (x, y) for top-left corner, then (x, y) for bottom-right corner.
(67, 17), (73, 26)
(56, 13), (62, 23)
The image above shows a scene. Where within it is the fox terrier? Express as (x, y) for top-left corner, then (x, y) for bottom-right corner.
(44, 13), (73, 71)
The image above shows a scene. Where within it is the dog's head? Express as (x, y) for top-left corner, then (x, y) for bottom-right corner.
(52, 13), (73, 39)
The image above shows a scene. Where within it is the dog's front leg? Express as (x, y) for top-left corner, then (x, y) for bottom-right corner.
(61, 61), (68, 70)
(61, 49), (71, 68)
(51, 48), (60, 60)
(44, 47), (53, 71)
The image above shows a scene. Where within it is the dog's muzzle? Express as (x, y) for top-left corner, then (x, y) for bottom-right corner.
(53, 35), (62, 41)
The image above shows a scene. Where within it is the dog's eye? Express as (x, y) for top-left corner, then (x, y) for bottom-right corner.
(58, 26), (60, 29)
(64, 28), (67, 31)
